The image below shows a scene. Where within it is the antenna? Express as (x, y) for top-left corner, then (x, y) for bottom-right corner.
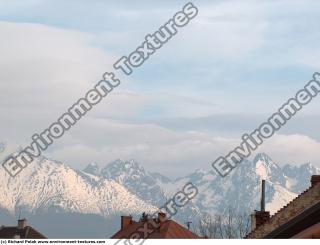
(261, 180), (265, 212)
(185, 221), (192, 230)
(166, 196), (168, 213)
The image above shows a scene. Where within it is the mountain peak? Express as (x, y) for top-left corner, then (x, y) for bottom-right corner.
(300, 162), (319, 172)
(83, 163), (100, 176)
(109, 159), (143, 171)
(253, 153), (280, 180)
(100, 159), (145, 179)
(253, 153), (273, 163)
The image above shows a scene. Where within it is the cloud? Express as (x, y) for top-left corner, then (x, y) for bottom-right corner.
(0, 20), (226, 177)
(1, 1), (320, 178)
(47, 117), (239, 176)
(261, 134), (320, 166)
(0, 21), (143, 141)
(47, 112), (320, 177)
(0, 21), (112, 108)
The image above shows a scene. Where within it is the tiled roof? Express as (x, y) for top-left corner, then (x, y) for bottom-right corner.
(0, 226), (46, 239)
(111, 219), (201, 239)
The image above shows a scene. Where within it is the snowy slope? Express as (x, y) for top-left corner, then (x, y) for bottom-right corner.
(0, 154), (157, 218)
(85, 153), (318, 217)
(0, 140), (319, 237)
(167, 154), (299, 215)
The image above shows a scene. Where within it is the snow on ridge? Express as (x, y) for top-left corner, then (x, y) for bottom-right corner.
(0, 156), (157, 217)
(266, 184), (297, 215)
(255, 160), (269, 180)
(0, 151), (317, 221)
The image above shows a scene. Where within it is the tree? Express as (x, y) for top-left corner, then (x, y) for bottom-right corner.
(197, 208), (251, 239)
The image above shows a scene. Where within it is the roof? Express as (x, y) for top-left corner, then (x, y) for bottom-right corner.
(111, 219), (201, 239)
(292, 222), (320, 238)
(246, 180), (320, 238)
(264, 202), (320, 238)
(0, 226), (47, 239)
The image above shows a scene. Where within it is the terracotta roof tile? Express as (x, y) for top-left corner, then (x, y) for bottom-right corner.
(111, 219), (201, 239)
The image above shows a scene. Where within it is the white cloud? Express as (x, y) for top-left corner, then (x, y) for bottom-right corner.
(0, 21), (133, 141)
(0, 21), (226, 177)
(44, 101), (320, 176)
(47, 117), (240, 176)
(260, 134), (320, 166)
(2, 1), (320, 178)
(47, 113), (320, 176)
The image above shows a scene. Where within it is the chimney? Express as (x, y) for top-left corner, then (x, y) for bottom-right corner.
(251, 211), (270, 230)
(158, 212), (166, 223)
(251, 180), (270, 231)
(157, 213), (167, 231)
(18, 219), (27, 229)
(121, 216), (132, 230)
(261, 180), (265, 211)
(311, 175), (320, 187)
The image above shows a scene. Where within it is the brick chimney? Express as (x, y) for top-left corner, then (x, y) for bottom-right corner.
(18, 219), (27, 229)
(158, 212), (166, 223)
(121, 216), (132, 230)
(251, 211), (270, 230)
(251, 180), (270, 231)
(157, 213), (167, 231)
(311, 175), (320, 187)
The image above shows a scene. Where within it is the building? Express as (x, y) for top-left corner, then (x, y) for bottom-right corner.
(246, 175), (320, 238)
(0, 219), (47, 239)
(111, 213), (201, 239)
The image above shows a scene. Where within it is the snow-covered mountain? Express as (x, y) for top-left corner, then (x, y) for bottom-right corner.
(98, 159), (202, 223)
(0, 141), (319, 238)
(0, 143), (158, 238)
(82, 153), (319, 225)
(0, 158), (156, 217)
(94, 153), (319, 217)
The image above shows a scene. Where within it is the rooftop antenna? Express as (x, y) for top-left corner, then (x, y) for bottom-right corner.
(185, 221), (192, 230)
(166, 196), (168, 213)
(261, 180), (266, 212)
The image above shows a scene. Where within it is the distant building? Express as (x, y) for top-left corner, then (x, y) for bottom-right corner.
(247, 175), (320, 238)
(0, 219), (46, 239)
(111, 213), (201, 239)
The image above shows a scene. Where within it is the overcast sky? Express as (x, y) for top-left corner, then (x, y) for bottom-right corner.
(1, 0), (320, 177)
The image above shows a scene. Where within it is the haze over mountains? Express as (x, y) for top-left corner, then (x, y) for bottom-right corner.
(0, 142), (319, 238)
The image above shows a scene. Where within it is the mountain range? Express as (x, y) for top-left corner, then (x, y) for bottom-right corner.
(0, 142), (319, 238)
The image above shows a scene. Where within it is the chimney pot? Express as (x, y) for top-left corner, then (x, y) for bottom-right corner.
(157, 213), (167, 232)
(311, 175), (320, 187)
(18, 219), (27, 229)
(121, 216), (132, 230)
(158, 212), (166, 223)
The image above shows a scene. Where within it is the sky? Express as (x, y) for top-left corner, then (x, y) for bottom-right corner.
(0, 0), (320, 177)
